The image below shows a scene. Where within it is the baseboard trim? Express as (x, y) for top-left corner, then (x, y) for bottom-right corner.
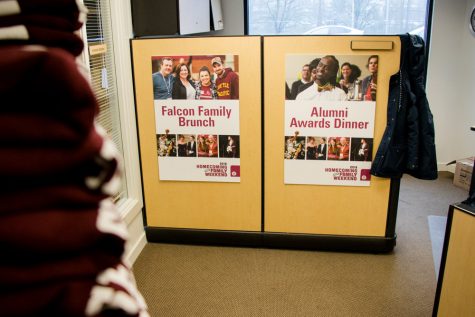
(125, 231), (147, 264)
(146, 227), (396, 253)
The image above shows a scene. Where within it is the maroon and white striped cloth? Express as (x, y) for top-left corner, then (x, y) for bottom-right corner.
(0, 0), (86, 55)
(0, 0), (87, 20)
(0, 2), (149, 316)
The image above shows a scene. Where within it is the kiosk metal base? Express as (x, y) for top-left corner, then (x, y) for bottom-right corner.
(146, 227), (396, 253)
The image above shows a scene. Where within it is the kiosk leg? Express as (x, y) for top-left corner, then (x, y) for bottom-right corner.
(462, 127), (475, 207)
(461, 165), (475, 206)
(385, 178), (401, 239)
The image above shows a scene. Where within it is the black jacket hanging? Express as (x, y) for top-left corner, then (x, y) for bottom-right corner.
(371, 34), (438, 180)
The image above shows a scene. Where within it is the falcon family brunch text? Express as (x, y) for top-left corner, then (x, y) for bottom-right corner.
(161, 105), (232, 127)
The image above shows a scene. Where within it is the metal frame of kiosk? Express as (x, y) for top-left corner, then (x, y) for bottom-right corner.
(131, 36), (401, 253)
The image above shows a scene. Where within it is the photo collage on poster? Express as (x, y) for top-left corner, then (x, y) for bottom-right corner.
(157, 132), (240, 159)
(152, 54), (241, 182)
(284, 133), (373, 162)
(284, 54), (378, 186)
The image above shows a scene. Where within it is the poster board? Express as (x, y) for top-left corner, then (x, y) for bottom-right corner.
(131, 37), (261, 231)
(264, 36), (401, 236)
(284, 54), (377, 186)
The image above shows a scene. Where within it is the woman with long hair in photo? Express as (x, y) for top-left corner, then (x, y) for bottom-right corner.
(197, 135), (209, 157)
(172, 63), (196, 100)
(207, 134), (218, 157)
(306, 136), (317, 160)
(327, 137), (339, 160)
(177, 134), (187, 157)
(338, 62), (361, 96)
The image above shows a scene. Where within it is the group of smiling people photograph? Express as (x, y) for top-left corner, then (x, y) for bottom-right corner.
(285, 54), (378, 102)
(152, 55), (239, 100)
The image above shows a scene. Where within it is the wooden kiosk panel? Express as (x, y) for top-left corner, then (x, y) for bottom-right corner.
(434, 205), (475, 316)
(131, 37), (261, 231)
(264, 36), (400, 237)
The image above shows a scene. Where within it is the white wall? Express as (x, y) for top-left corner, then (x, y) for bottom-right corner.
(427, 0), (475, 170)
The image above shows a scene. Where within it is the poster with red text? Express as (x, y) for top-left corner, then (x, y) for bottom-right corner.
(152, 54), (240, 182)
(284, 54), (379, 186)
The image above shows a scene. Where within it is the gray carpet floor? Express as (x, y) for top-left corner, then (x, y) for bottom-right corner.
(427, 215), (447, 277)
(133, 172), (468, 316)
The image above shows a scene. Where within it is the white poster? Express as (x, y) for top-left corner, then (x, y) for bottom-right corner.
(152, 54), (240, 182)
(285, 54), (379, 186)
